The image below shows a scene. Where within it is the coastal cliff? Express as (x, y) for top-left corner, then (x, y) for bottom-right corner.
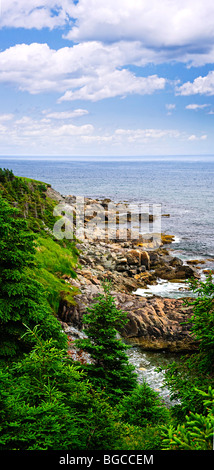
(47, 189), (199, 352)
(0, 172), (201, 352)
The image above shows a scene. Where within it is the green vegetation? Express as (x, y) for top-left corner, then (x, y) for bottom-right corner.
(0, 195), (67, 357)
(0, 167), (56, 233)
(0, 168), (213, 451)
(75, 282), (138, 402)
(0, 327), (127, 450)
(33, 236), (79, 314)
(0, 168), (79, 358)
(160, 275), (214, 448)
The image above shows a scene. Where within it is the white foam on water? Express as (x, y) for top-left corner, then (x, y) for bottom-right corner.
(134, 279), (191, 298)
(171, 236), (180, 244)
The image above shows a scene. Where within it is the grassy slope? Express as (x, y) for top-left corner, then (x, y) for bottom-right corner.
(0, 169), (79, 315)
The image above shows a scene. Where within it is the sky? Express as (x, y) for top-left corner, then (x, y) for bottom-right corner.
(0, 0), (214, 157)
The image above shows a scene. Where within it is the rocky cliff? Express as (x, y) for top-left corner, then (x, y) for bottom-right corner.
(45, 189), (200, 352)
(58, 280), (197, 352)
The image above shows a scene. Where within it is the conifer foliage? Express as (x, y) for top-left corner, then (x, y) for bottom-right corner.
(0, 194), (66, 358)
(75, 282), (138, 401)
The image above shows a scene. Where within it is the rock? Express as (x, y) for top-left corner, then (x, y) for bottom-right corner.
(57, 193), (200, 352)
(187, 259), (206, 265)
(118, 295), (197, 352)
(140, 251), (150, 270)
(154, 265), (175, 280)
(149, 251), (161, 266)
(116, 257), (128, 265)
(153, 262), (199, 281)
(169, 257), (183, 267)
(174, 264), (199, 279)
(58, 285), (198, 352)
(127, 249), (141, 265)
(46, 186), (64, 203)
(161, 234), (175, 244)
(96, 264), (105, 272)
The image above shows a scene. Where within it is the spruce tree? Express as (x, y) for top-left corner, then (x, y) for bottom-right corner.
(75, 282), (137, 402)
(0, 194), (66, 358)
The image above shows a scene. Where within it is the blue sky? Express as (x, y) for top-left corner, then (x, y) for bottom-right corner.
(0, 0), (214, 157)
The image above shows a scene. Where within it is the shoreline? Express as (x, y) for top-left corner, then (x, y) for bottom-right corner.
(46, 186), (210, 353)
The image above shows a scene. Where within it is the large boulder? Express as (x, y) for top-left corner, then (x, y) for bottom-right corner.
(116, 293), (197, 352)
(140, 251), (150, 270)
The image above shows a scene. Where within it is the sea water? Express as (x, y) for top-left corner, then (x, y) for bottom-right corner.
(1, 156), (213, 258)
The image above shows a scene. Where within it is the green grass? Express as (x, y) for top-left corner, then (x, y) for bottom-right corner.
(32, 236), (79, 314)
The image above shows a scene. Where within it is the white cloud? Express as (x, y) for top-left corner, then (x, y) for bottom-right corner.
(52, 123), (93, 136)
(0, 114), (14, 121)
(0, 113), (208, 155)
(114, 128), (181, 143)
(177, 71), (214, 96)
(0, 0), (71, 29)
(62, 0), (214, 67)
(165, 104), (176, 115)
(44, 109), (89, 119)
(66, 0), (214, 46)
(188, 134), (207, 141)
(185, 103), (210, 110)
(166, 104), (176, 111)
(0, 42), (166, 101)
(12, 114), (94, 137)
(58, 71), (166, 102)
(1, 1), (214, 67)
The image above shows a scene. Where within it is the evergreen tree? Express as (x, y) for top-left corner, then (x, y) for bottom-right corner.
(0, 194), (66, 358)
(0, 327), (130, 450)
(185, 274), (214, 372)
(75, 282), (137, 402)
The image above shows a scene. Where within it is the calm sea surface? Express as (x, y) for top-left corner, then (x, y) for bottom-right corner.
(1, 156), (214, 258)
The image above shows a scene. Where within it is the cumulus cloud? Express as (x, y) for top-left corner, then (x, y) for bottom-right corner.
(65, 0), (214, 46)
(58, 71), (166, 102)
(62, 0), (214, 67)
(177, 71), (214, 95)
(0, 42), (166, 100)
(1, 1), (214, 67)
(0, 0), (71, 29)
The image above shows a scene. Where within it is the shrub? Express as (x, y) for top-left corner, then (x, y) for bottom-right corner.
(161, 387), (214, 450)
(75, 282), (138, 402)
(117, 381), (170, 428)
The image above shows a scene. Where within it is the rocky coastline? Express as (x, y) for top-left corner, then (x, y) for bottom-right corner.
(47, 187), (204, 352)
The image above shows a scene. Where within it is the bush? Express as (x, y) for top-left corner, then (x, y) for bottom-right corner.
(75, 282), (137, 402)
(0, 328), (136, 450)
(117, 381), (170, 428)
(162, 275), (214, 420)
(161, 387), (214, 450)
(184, 275), (214, 373)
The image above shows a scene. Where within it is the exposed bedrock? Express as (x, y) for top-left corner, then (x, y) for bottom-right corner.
(58, 284), (197, 352)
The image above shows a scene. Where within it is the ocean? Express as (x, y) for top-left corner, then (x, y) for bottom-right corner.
(1, 156), (214, 260)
